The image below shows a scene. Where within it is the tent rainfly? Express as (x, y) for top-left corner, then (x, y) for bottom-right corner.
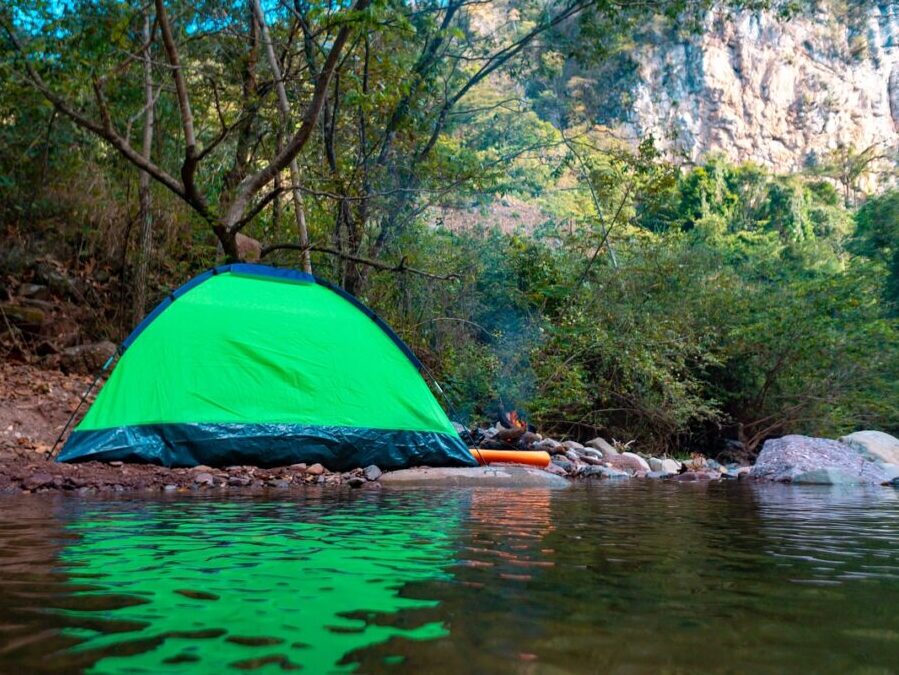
(57, 264), (477, 471)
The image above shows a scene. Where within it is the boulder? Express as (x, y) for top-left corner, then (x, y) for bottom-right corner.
(750, 435), (889, 485)
(562, 440), (584, 450)
(839, 431), (899, 466)
(586, 437), (617, 455)
(363, 465), (382, 481)
(661, 459), (681, 474)
(603, 453), (647, 475)
(621, 452), (650, 472)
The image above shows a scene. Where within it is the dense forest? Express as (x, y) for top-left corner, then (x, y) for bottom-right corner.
(1, 0), (897, 457)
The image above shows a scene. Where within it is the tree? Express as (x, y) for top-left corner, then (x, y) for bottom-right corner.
(2, 0), (369, 260)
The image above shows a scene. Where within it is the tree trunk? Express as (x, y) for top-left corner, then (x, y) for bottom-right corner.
(133, 13), (155, 325)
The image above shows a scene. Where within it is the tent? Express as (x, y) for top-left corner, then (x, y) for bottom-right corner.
(57, 264), (476, 471)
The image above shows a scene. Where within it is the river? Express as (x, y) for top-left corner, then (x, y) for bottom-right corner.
(1, 482), (898, 673)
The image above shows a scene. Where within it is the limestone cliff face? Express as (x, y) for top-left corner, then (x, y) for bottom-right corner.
(622, 3), (899, 181)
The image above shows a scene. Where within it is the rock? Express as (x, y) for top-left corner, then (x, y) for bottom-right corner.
(564, 450), (580, 463)
(59, 341), (117, 374)
(604, 454), (647, 475)
(533, 438), (563, 454)
(108, 461), (123, 468)
(495, 427), (526, 443)
(269, 479), (291, 489)
(380, 466), (570, 488)
(792, 468), (871, 485)
(306, 463), (325, 476)
(23, 472), (54, 490)
(580, 465), (630, 479)
(235, 233), (262, 262)
(622, 452), (650, 472)
(580, 448), (603, 459)
(750, 435), (889, 485)
(347, 477), (366, 488)
(543, 463), (568, 477)
(882, 464), (899, 482)
(585, 437), (617, 455)
(0, 303), (46, 330)
(551, 457), (575, 474)
(452, 421), (468, 436)
(163, 484), (177, 491)
(839, 431), (899, 466)
(362, 465), (382, 481)
(661, 459), (681, 474)
(288, 463), (307, 472)
(518, 431), (541, 449)
(194, 472), (215, 486)
(18, 283), (49, 300)
(562, 440), (584, 450)
(228, 476), (252, 487)
(581, 455), (604, 466)
(649, 457), (664, 472)
(645, 471), (669, 479)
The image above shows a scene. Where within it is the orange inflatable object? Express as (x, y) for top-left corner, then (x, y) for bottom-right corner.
(469, 448), (551, 468)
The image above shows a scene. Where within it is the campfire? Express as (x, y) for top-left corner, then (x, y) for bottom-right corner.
(504, 410), (527, 430)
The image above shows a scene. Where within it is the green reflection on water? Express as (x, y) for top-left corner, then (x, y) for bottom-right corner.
(58, 494), (461, 673)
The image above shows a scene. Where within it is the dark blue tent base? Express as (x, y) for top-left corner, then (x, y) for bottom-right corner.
(58, 423), (476, 471)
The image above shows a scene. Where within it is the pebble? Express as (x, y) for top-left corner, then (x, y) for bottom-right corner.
(564, 450), (580, 463)
(108, 461), (123, 467)
(163, 484), (177, 491)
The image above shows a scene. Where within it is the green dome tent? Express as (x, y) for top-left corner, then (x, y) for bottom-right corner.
(58, 264), (476, 471)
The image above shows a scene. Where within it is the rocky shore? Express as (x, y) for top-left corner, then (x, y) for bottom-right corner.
(2, 363), (897, 495)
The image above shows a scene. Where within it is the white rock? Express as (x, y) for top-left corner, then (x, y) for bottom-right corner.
(650, 457), (681, 474)
(839, 431), (899, 466)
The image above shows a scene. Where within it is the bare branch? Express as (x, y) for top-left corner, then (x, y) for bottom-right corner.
(1, 17), (190, 205)
(225, 0), (371, 231)
(261, 243), (461, 281)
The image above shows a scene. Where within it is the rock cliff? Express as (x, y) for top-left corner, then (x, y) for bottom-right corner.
(623, 3), (899, 183)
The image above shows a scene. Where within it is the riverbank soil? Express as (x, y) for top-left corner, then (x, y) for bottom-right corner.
(0, 363), (379, 493)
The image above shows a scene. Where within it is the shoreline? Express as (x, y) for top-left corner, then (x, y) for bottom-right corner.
(3, 363), (897, 496)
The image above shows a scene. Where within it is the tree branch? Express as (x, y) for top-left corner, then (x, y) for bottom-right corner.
(225, 0), (371, 232)
(261, 243), (461, 281)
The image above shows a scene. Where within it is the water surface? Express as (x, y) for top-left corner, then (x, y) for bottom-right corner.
(1, 482), (898, 673)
